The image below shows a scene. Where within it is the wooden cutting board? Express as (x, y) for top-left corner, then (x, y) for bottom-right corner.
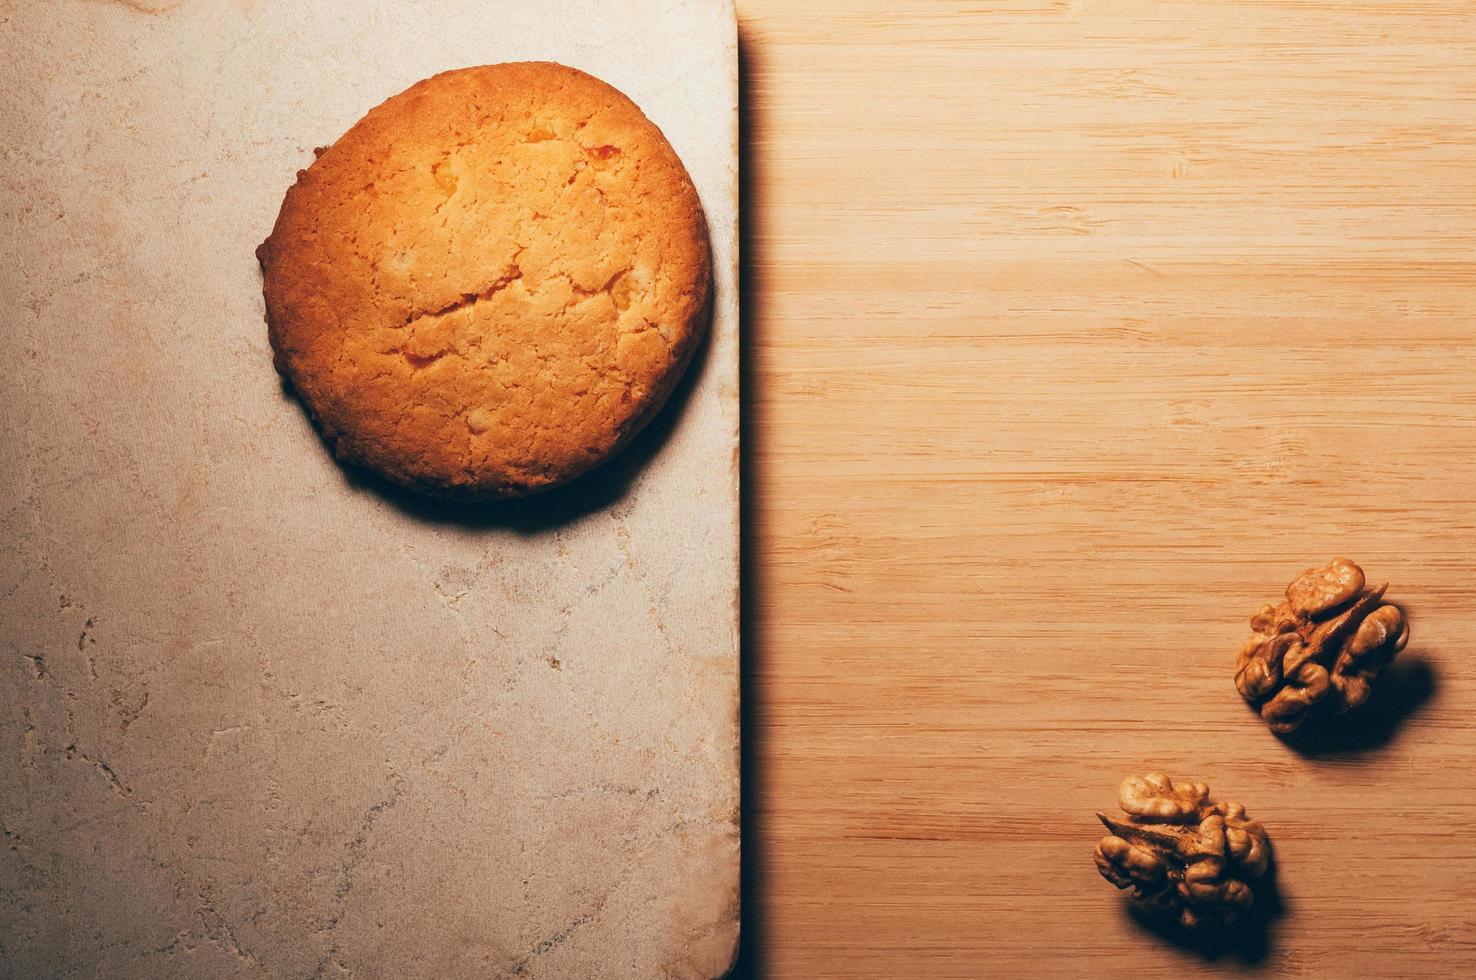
(0, 2), (737, 977)
(741, 1), (1476, 977)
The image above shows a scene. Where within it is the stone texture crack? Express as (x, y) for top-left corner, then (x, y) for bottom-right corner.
(310, 778), (405, 978)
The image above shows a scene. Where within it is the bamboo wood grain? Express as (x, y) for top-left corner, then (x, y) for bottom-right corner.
(738, 1), (1476, 976)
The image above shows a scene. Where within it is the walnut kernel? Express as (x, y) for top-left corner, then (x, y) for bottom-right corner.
(1095, 774), (1271, 929)
(1235, 558), (1409, 733)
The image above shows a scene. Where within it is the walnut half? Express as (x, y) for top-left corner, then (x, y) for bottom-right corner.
(1235, 558), (1410, 733)
(1095, 774), (1272, 929)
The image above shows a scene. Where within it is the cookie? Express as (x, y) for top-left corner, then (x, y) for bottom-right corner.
(257, 62), (711, 498)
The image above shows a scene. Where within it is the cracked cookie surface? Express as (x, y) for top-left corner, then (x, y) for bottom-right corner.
(258, 62), (711, 498)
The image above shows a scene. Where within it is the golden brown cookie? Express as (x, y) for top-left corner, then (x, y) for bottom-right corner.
(258, 63), (711, 498)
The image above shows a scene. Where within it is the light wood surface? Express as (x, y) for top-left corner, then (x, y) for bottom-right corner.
(738, 2), (1476, 976)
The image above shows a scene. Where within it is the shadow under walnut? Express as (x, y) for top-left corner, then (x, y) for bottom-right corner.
(1273, 654), (1437, 758)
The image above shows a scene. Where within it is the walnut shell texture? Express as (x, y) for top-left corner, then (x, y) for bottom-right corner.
(1094, 774), (1272, 929)
(1235, 558), (1409, 733)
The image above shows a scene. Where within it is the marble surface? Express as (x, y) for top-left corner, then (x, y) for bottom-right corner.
(0, 2), (738, 977)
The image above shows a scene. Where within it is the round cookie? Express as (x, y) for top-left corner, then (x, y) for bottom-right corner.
(257, 62), (711, 498)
